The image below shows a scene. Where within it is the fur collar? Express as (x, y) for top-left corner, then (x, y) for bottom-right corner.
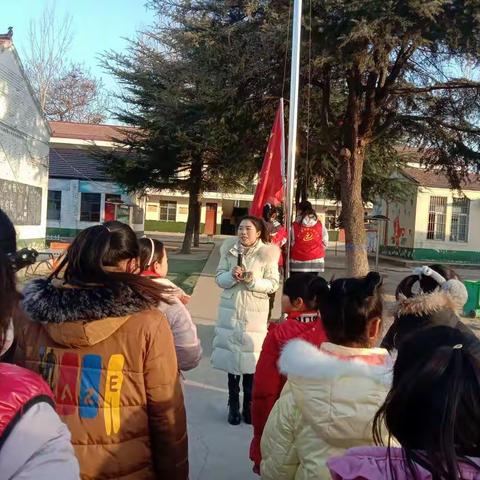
(394, 289), (460, 317)
(22, 278), (155, 324)
(221, 237), (280, 263)
(279, 339), (392, 385)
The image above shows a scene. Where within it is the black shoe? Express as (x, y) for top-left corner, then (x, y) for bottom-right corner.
(242, 401), (251, 424)
(228, 401), (242, 425)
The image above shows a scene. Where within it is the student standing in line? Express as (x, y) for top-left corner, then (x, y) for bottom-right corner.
(138, 236), (202, 371)
(18, 222), (189, 479)
(260, 272), (392, 479)
(0, 209), (79, 479)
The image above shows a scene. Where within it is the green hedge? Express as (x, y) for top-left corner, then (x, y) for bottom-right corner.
(145, 220), (219, 234)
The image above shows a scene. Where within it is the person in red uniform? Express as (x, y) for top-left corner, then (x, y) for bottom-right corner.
(290, 200), (328, 275)
(249, 272), (328, 474)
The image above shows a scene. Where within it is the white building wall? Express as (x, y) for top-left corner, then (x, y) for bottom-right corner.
(47, 178), (144, 237)
(0, 42), (50, 246)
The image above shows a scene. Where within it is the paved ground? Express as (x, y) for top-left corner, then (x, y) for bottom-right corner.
(183, 241), (480, 479)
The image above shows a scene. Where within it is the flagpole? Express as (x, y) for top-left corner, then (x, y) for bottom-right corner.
(285, 0), (303, 279)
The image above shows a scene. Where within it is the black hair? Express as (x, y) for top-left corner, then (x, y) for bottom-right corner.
(297, 200), (317, 221)
(317, 272), (383, 345)
(396, 264), (460, 299)
(138, 237), (166, 272)
(238, 215), (270, 243)
(374, 326), (480, 480)
(0, 210), (21, 351)
(51, 221), (170, 304)
(381, 265), (464, 352)
(0, 209), (16, 255)
(283, 273), (328, 311)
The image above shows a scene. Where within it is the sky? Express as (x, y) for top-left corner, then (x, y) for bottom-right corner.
(3, 0), (155, 121)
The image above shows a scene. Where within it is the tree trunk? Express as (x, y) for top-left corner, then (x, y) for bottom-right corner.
(181, 160), (202, 254)
(339, 147), (369, 276)
(340, 71), (370, 276)
(193, 200), (201, 247)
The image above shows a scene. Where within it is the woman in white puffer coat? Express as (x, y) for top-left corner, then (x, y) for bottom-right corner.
(260, 272), (393, 480)
(211, 216), (280, 426)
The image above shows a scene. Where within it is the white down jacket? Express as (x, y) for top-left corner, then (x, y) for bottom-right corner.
(260, 340), (393, 480)
(211, 238), (280, 375)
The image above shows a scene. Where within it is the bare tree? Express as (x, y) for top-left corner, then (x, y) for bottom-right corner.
(46, 63), (109, 123)
(23, 2), (73, 111)
(23, 2), (110, 123)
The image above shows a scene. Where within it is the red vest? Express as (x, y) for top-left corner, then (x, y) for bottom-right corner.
(270, 226), (288, 266)
(291, 221), (325, 261)
(0, 363), (54, 447)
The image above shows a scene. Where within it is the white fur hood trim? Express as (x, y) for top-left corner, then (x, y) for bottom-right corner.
(221, 237), (280, 264)
(279, 339), (393, 386)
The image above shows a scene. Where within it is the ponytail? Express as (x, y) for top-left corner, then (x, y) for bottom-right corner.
(50, 223), (171, 305)
(320, 271), (383, 345)
(373, 326), (480, 479)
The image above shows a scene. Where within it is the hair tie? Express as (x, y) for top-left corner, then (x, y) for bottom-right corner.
(147, 237), (155, 267)
(453, 344), (463, 350)
(104, 225), (111, 233)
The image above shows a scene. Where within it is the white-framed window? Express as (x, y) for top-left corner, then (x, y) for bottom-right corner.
(159, 201), (177, 222)
(450, 198), (470, 242)
(47, 190), (62, 220)
(325, 210), (337, 230)
(427, 196), (447, 241)
(80, 192), (101, 222)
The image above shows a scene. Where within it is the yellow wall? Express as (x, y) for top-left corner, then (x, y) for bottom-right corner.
(146, 194), (223, 226)
(414, 186), (480, 251)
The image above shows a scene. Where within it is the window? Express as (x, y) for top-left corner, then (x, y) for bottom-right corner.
(159, 201), (177, 222)
(80, 192), (101, 222)
(427, 196), (447, 240)
(47, 190), (62, 220)
(450, 198), (470, 242)
(325, 210), (337, 230)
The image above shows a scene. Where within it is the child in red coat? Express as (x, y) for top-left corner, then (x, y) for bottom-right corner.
(249, 273), (328, 474)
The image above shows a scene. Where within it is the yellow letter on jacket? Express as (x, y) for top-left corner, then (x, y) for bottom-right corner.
(104, 354), (125, 436)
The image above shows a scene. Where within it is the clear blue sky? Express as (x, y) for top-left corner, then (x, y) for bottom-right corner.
(3, 0), (154, 118)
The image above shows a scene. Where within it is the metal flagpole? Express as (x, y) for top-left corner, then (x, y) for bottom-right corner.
(285, 0), (303, 279)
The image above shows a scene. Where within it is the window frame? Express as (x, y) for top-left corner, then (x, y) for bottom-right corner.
(47, 190), (62, 221)
(450, 197), (470, 242)
(426, 196), (447, 241)
(159, 200), (177, 222)
(80, 192), (101, 222)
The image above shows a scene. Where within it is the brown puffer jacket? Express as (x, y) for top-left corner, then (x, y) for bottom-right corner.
(17, 278), (188, 480)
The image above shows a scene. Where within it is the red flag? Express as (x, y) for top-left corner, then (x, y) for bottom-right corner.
(250, 99), (285, 217)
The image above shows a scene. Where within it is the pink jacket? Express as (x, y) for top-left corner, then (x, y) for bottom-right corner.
(328, 446), (480, 479)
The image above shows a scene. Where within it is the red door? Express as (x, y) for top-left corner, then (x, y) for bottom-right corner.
(205, 203), (217, 236)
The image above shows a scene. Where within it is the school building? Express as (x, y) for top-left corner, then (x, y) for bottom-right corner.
(46, 122), (145, 240)
(0, 28), (51, 248)
(144, 191), (343, 236)
(376, 167), (480, 264)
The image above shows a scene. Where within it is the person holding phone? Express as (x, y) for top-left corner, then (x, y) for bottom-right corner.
(212, 216), (280, 425)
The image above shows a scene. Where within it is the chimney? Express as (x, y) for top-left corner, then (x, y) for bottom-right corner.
(0, 27), (13, 47)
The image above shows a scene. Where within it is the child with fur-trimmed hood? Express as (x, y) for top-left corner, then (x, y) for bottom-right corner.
(260, 273), (393, 480)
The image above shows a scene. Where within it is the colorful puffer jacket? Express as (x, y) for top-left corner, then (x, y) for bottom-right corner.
(0, 362), (79, 479)
(18, 279), (188, 480)
(212, 237), (280, 375)
(260, 340), (393, 480)
(250, 311), (327, 472)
